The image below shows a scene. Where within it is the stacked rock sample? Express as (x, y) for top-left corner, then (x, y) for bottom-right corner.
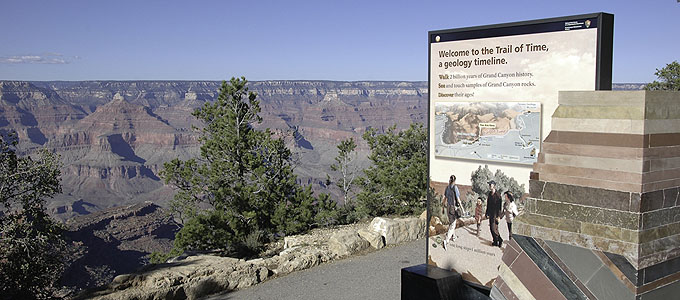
(493, 91), (680, 300)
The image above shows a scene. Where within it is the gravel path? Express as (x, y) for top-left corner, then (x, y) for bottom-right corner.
(202, 238), (426, 300)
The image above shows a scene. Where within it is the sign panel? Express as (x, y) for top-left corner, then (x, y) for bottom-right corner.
(427, 13), (613, 288)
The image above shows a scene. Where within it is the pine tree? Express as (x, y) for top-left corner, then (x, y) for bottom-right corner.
(468, 165), (525, 210)
(646, 61), (680, 91)
(162, 77), (334, 257)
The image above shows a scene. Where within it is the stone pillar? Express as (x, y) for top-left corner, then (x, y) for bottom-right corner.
(493, 91), (680, 300)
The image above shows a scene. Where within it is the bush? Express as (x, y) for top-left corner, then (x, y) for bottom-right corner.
(149, 249), (181, 264)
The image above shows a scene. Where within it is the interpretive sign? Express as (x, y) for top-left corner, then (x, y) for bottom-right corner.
(427, 13), (613, 288)
(434, 102), (541, 165)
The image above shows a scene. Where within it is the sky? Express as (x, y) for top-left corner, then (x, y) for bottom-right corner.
(0, 0), (678, 83)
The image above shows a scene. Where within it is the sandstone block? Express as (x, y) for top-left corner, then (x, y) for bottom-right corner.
(429, 216), (443, 227)
(429, 216), (448, 236)
(328, 229), (369, 257)
(277, 248), (332, 275)
(358, 228), (385, 249)
(370, 217), (425, 245)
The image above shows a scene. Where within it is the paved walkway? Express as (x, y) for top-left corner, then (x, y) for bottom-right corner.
(203, 238), (426, 300)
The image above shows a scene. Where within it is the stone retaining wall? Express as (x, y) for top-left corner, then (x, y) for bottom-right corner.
(81, 215), (426, 300)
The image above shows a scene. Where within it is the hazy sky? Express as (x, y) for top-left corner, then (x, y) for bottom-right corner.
(0, 0), (677, 82)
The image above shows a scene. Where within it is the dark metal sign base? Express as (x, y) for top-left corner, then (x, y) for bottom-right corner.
(401, 264), (490, 300)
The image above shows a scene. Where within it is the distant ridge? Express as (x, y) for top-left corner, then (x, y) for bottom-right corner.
(612, 83), (646, 90)
(0, 80), (427, 220)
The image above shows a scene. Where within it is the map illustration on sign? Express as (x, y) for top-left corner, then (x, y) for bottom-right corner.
(434, 102), (541, 165)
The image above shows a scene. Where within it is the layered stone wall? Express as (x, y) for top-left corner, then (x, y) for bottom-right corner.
(493, 91), (680, 300)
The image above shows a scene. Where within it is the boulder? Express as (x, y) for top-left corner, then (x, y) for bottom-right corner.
(429, 216), (448, 236)
(111, 274), (132, 286)
(357, 228), (385, 249)
(276, 247), (332, 275)
(328, 229), (370, 257)
(429, 224), (448, 236)
(369, 217), (426, 245)
(429, 216), (442, 227)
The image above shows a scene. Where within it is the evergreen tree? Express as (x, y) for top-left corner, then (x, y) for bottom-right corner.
(469, 165), (525, 209)
(646, 61), (680, 91)
(313, 192), (340, 227)
(0, 132), (67, 299)
(355, 123), (427, 217)
(161, 77), (333, 257)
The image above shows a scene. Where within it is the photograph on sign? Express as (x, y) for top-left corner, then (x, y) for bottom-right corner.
(427, 13), (611, 288)
(434, 102), (541, 165)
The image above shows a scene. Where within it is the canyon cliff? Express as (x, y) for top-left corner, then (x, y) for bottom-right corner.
(0, 80), (428, 221)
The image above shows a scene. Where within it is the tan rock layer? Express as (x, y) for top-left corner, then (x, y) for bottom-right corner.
(534, 166), (680, 194)
(492, 277), (522, 300)
(534, 163), (641, 186)
(542, 143), (680, 165)
(542, 142), (644, 159)
(497, 262), (538, 300)
(550, 117), (645, 134)
(544, 131), (680, 148)
(540, 152), (645, 173)
(498, 238), (566, 300)
(537, 172), (642, 193)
